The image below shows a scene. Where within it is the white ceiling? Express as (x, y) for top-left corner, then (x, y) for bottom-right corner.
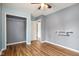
(2, 3), (75, 17)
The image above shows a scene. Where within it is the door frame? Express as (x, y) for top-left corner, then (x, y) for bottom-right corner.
(4, 13), (27, 50)
(31, 19), (41, 41)
(37, 20), (41, 41)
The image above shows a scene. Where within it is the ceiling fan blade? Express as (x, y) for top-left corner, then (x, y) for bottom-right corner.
(47, 4), (52, 8)
(31, 3), (52, 9)
(38, 6), (41, 9)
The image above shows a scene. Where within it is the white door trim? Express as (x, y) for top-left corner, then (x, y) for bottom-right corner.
(42, 40), (79, 53)
(4, 12), (27, 50)
(7, 41), (26, 46)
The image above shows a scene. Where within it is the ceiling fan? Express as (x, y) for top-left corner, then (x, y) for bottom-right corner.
(31, 3), (52, 10)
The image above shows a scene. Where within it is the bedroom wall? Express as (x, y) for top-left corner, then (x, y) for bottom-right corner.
(1, 3), (32, 50)
(0, 3), (2, 50)
(42, 4), (79, 51)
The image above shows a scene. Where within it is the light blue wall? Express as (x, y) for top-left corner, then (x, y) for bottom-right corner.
(1, 3), (32, 50)
(42, 4), (79, 51)
(0, 4), (2, 50)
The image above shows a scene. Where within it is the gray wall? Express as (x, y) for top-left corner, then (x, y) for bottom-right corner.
(42, 4), (79, 51)
(0, 4), (2, 50)
(7, 16), (26, 44)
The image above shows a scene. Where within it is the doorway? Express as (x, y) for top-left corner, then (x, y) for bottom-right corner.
(32, 19), (41, 41)
(6, 15), (26, 45)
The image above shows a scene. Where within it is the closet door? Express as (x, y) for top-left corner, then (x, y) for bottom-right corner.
(7, 15), (26, 44)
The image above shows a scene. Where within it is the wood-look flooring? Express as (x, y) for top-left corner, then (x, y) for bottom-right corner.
(1, 40), (79, 56)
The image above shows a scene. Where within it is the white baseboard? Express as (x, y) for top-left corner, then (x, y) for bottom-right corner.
(42, 40), (79, 53)
(0, 47), (7, 56)
(7, 41), (26, 46)
(0, 41), (31, 55)
(0, 48), (6, 56)
(26, 42), (31, 45)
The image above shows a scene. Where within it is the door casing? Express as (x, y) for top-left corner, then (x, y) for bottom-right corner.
(4, 13), (27, 50)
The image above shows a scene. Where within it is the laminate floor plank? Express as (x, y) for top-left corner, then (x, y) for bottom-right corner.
(1, 40), (79, 56)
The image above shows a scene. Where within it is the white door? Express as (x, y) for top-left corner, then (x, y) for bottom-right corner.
(32, 21), (38, 40)
(37, 21), (41, 40)
(32, 19), (41, 41)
